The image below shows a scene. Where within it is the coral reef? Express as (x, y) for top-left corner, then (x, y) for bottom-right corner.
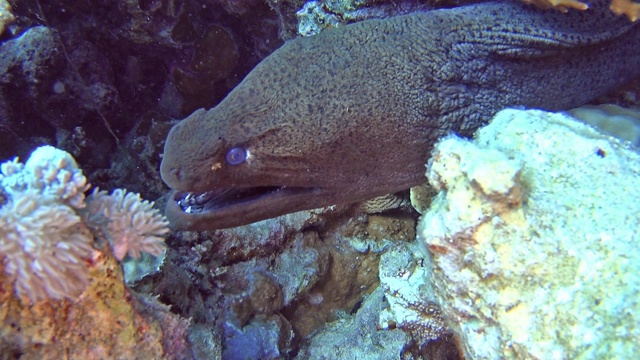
(281, 226), (383, 339)
(2, 1), (640, 358)
(173, 24), (241, 113)
(0, 15), (462, 351)
(417, 108), (640, 359)
(0, 146), (191, 357)
(145, 201), (457, 357)
(223, 314), (293, 359)
(0, 26), (65, 157)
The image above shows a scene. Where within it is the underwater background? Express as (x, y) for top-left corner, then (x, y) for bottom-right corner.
(1, 0), (639, 359)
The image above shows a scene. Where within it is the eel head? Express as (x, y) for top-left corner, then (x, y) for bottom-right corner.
(161, 30), (428, 230)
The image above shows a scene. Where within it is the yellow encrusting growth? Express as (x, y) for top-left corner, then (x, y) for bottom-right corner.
(522, 0), (640, 21)
(0, 0), (14, 36)
(610, 0), (640, 21)
(0, 251), (169, 358)
(521, 0), (589, 12)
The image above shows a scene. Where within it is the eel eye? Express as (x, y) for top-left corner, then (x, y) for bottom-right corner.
(226, 147), (247, 165)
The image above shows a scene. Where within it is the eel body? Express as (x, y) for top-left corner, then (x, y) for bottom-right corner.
(161, 0), (640, 230)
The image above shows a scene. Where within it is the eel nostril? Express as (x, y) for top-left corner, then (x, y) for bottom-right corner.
(170, 168), (181, 181)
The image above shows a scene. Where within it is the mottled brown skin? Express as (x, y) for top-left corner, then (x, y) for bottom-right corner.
(161, 0), (640, 230)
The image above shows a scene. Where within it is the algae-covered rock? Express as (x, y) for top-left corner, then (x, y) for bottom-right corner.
(0, 250), (190, 359)
(417, 109), (640, 359)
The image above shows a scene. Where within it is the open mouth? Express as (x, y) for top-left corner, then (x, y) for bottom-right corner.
(165, 185), (329, 230)
(173, 186), (314, 214)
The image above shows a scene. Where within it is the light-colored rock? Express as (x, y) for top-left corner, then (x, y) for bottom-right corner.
(295, 287), (408, 360)
(378, 242), (448, 346)
(569, 104), (640, 146)
(0, 0), (14, 36)
(416, 108), (640, 359)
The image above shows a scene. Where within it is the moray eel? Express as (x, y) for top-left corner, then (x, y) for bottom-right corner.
(161, 0), (640, 230)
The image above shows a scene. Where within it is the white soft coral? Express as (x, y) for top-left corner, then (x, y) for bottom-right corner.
(83, 189), (168, 261)
(0, 146), (169, 303)
(0, 146), (93, 302)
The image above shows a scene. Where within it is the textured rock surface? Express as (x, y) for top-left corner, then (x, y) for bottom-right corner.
(296, 0), (430, 36)
(0, 250), (191, 359)
(295, 287), (408, 359)
(378, 242), (447, 342)
(417, 109), (640, 359)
